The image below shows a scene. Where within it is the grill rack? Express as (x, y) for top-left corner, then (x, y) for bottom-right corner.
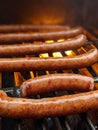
(0, 28), (98, 130)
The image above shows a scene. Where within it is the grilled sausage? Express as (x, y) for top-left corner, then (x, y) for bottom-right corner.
(0, 90), (98, 118)
(0, 34), (87, 57)
(0, 25), (70, 33)
(0, 26), (83, 43)
(20, 73), (94, 97)
(0, 48), (97, 72)
(0, 90), (7, 97)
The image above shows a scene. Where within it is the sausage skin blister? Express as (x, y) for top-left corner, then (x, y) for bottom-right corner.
(20, 73), (94, 97)
(0, 90), (98, 118)
(0, 34), (87, 57)
(0, 48), (97, 72)
(0, 27), (83, 43)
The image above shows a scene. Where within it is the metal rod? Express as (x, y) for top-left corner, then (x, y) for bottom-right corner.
(94, 77), (98, 83)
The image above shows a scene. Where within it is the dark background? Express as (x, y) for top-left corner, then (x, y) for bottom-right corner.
(0, 0), (97, 28)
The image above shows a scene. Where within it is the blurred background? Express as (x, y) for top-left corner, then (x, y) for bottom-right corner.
(0, 0), (97, 28)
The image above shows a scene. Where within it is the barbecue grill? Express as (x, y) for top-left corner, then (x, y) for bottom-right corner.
(0, 0), (98, 130)
(0, 27), (97, 130)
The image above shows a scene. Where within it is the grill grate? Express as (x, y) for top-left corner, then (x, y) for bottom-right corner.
(0, 27), (98, 130)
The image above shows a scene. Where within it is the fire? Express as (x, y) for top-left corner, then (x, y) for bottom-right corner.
(57, 39), (65, 42)
(30, 71), (34, 78)
(45, 40), (54, 43)
(52, 52), (62, 57)
(65, 50), (73, 56)
(45, 39), (65, 43)
(14, 72), (25, 86)
(39, 53), (49, 58)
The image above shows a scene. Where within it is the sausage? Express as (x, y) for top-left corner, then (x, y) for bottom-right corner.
(0, 48), (97, 72)
(0, 90), (98, 118)
(0, 34), (87, 57)
(0, 25), (70, 33)
(0, 90), (7, 97)
(20, 73), (94, 97)
(0, 26), (83, 43)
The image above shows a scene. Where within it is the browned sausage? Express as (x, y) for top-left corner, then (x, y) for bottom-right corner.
(0, 34), (87, 57)
(0, 90), (98, 118)
(0, 26), (83, 43)
(20, 73), (94, 97)
(0, 25), (70, 33)
(0, 48), (97, 72)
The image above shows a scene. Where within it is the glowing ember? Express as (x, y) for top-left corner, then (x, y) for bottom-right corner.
(52, 52), (62, 57)
(45, 40), (54, 43)
(39, 53), (49, 57)
(14, 72), (25, 86)
(57, 39), (65, 42)
(65, 50), (73, 56)
(30, 71), (34, 78)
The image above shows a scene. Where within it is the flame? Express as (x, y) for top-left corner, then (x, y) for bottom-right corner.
(45, 40), (54, 43)
(30, 71), (34, 78)
(65, 50), (73, 56)
(45, 39), (65, 43)
(57, 39), (65, 42)
(39, 53), (49, 58)
(52, 52), (62, 57)
(14, 72), (25, 86)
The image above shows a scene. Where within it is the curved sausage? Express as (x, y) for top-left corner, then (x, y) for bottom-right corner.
(0, 48), (97, 72)
(0, 25), (70, 33)
(0, 27), (83, 43)
(0, 90), (98, 118)
(0, 34), (87, 57)
(20, 73), (94, 97)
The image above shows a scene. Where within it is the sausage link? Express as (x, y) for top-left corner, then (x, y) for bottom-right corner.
(20, 73), (94, 97)
(0, 25), (70, 33)
(0, 90), (98, 118)
(0, 90), (7, 97)
(0, 48), (97, 72)
(0, 27), (83, 43)
(0, 34), (87, 57)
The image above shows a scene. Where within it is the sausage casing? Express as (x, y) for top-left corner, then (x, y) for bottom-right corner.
(0, 25), (70, 33)
(0, 48), (97, 72)
(0, 90), (98, 118)
(20, 73), (94, 97)
(0, 26), (83, 43)
(0, 34), (87, 57)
